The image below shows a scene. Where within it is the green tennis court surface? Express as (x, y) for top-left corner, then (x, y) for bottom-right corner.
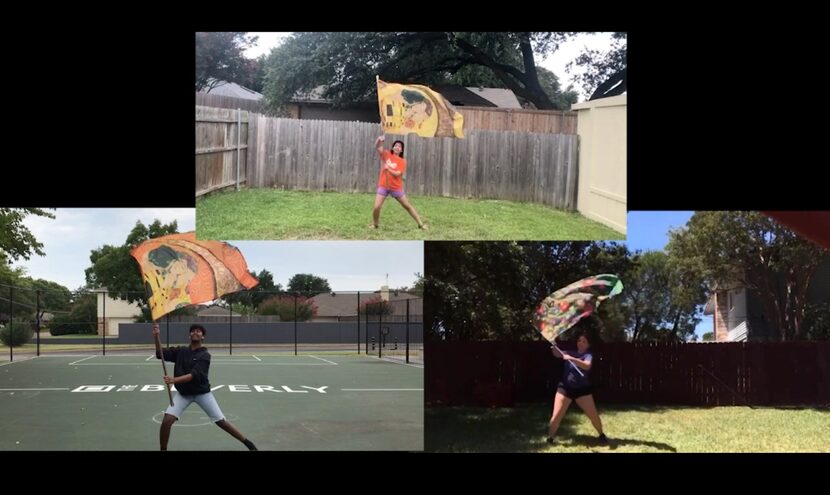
(0, 353), (423, 451)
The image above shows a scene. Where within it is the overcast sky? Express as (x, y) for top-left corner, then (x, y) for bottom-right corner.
(12, 208), (423, 292)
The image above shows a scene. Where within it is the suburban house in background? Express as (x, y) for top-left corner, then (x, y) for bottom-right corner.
(94, 288), (142, 336)
(140, 285), (422, 324)
(311, 285), (422, 322)
(196, 79), (263, 112)
(198, 79), (263, 101)
(288, 84), (521, 123)
(195, 305), (237, 318)
(703, 257), (830, 342)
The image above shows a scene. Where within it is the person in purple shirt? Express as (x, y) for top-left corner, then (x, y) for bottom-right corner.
(547, 331), (609, 446)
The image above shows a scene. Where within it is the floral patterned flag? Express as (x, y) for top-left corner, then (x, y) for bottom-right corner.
(533, 274), (623, 343)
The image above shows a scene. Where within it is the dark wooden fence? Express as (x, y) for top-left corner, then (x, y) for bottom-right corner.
(426, 341), (830, 407)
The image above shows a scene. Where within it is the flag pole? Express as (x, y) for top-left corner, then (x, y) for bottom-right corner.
(376, 75), (390, 190)
(154, 318), (175, 407)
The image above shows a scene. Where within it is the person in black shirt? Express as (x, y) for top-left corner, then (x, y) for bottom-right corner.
(153, 323), (257, 451)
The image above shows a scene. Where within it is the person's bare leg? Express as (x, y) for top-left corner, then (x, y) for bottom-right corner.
(548, 389), (572, 439)
(395, 195), (425, 228)
(160, 413), (177, 451)
(216, 419), (257, 450)
(372, 194), (386, 227)
(574, 395), (604, 435)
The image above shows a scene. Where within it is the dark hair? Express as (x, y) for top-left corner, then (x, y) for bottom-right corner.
(190, 324), (206, 336)
(391, 140), (405, 158)
(574, 330), (591, 347)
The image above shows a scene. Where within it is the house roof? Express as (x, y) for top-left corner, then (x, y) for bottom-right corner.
(195, 305), (232, 316)
(464, 87), (522, 108)
(291, 86), (330, 104)
(200, 79), (263, 101)
(291, 84), (520, 108)
(431, 85), (495, 107)
(311, 291), (420, 317)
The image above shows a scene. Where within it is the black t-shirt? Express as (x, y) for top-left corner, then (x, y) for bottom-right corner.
(159, 346), (211, 395)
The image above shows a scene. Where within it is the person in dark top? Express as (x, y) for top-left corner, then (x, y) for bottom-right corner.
(153, 323), (257, 451)
(546, 331), (609, 446)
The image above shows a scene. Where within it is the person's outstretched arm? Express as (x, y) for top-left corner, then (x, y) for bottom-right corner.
(375, 135), (385, 158)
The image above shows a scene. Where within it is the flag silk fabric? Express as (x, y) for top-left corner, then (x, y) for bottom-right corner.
(130, 232), (259, 321)
(377, 77), (464, 139)
(533, 274), (623, 343)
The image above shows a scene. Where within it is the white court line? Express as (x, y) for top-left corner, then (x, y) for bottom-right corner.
(308, 355), (338, 365)
(341, 388), (423, 391)
(145, 355), (156, 361)
(212, 359), (276, 363)
(0, 388), (70, 391)
(252, 355), (261, 361)
(68, 356), (96, 365)
(72, 362), (333, 366)
(30, 354), (92, 358)
(377, 356), (424, 369)
(0, 357), (39, 366)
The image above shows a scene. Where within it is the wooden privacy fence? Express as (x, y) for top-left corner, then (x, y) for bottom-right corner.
(426, 341), (830, 407)
(247, 116), (579, 210)
(196, 106), (249, 197)
(458, 106), (577, 134)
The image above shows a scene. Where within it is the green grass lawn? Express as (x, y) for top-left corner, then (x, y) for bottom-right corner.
(426, 403), (830, 453)
(196, 189), (624, 240)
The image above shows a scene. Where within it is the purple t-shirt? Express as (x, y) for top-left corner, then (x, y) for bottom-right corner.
(561, 351), (592, 389)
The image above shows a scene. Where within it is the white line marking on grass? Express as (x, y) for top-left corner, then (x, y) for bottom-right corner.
(341, 388), (424, 391)
(252, 355), (261, 361)
(0, 388), (70, 391)
(68, 356), (96, 365)
(308, 355), (338, 365)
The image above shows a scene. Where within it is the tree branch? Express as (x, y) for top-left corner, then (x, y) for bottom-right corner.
(452, 36), (526, 82)
(518, 32), (540, 82)
(398, 57), (476, 81)
(452, 35), (557, 109)
(590, 67), (627, 100)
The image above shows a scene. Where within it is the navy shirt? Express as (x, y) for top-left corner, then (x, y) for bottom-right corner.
(158, 346), (212, 395)
(561, 351), (592, 389)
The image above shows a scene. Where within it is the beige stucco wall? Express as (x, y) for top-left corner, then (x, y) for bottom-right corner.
(572, 94), (627, 235)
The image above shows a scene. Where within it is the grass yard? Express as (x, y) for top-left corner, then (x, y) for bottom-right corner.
(425, 403), (830, 453)
(196, 189), (624, 240)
